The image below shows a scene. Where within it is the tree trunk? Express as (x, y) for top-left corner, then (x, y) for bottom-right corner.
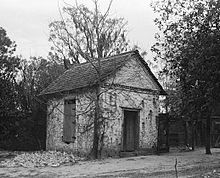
(191, 121), (195, 151)
(91, 87), (100, 159)
(184, 121), (188, 147)
(205, 117), (211, 154)
(91, 54), (102, 159)
(92, 115), (99, 159)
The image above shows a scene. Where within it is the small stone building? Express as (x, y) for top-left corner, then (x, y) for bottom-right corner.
(40, 50), (166, 157)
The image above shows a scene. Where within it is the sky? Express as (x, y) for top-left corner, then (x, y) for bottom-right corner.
(0, 0), (158, 59)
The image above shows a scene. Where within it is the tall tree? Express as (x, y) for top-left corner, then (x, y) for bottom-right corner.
(0, 27), (20, 79)
(18, 57), (65, 149)
(0, 27), (22, 148)
(0, 27), (65, 150)
(0, 27), (20, 118)
(49, 0), (129, 69)
(151, 0), (220, 154)
(48, 0), (131, 158)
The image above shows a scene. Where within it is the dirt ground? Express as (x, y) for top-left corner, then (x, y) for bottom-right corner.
(0, 148), (220, 178)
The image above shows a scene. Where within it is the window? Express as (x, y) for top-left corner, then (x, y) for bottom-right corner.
(63, 99), (76, 144)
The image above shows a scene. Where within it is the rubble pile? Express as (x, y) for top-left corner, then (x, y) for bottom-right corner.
(0, 151), (81, 168)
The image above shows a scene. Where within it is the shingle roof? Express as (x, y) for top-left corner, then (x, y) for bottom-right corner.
(40, 50), (166, 96)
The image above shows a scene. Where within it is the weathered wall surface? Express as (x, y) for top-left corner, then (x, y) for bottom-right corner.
(100, 88), (159, 156)
(99, 58), (160, 156)
(46, 91), (95, 155)
(107, 57), (160, 91)
(46, 58), (160, 156)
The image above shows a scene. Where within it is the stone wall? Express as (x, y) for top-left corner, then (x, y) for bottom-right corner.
(107, 56), (160, 91)
(99, 56), (160, 156)
(46, 57), (160, 156)
(100, 87), (159, 156)
(46, 90), (95, 155)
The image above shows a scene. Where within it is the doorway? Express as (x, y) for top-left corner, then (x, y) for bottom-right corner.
(123, 110), (139, 151)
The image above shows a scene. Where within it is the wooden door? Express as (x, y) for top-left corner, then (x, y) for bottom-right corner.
(157, 113), (169, 153)
(63, 99), (76, 143)
(123, 110), (138, 151)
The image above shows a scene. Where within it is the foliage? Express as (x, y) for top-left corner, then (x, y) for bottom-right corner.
(152, 0), (220, 153)
(0, 27), (20, 80)
(19, 57), (65, 104)
(151, 0), (220, 118)
(0, 27), (21, 117)
(49, 0), (130, 68)
(0, 27), (23, 148)
(0, 26), (65, 151)
(16, 57), (65, 150)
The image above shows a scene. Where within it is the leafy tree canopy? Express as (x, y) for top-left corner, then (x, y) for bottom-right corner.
(0, 27), (20, 80)
(0, 27), (21, 117)
(152, 0), (220, 118)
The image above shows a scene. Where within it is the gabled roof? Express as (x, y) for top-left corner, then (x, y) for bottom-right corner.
(40, 50), (166, 96)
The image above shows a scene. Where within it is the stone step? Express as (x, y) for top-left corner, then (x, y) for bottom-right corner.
(119, 151), (138, 158)
(119, 150), (156, 158)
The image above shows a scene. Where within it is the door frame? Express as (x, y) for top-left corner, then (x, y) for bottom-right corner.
(122, 107), (140, 151)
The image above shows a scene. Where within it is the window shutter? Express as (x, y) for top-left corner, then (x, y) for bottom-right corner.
(63, 99), (76, 143)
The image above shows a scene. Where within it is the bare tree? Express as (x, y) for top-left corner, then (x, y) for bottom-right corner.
(46, 0), (133, 159)
(49, 0), (130, 69)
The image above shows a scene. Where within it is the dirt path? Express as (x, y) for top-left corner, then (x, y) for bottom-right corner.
(0, 148), (220, 178)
